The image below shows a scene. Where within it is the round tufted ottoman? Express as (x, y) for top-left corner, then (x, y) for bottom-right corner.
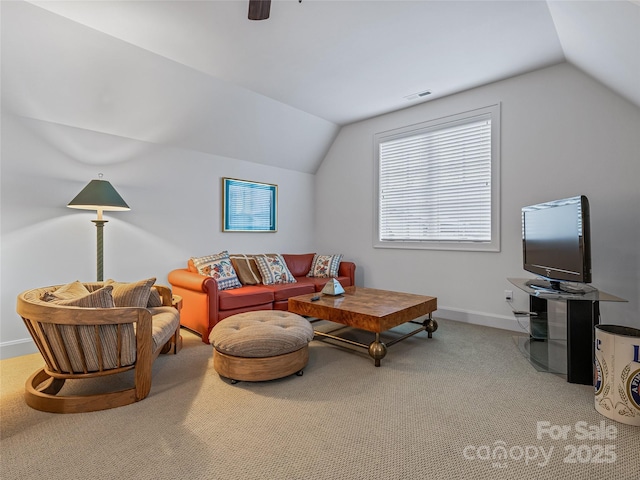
(208, 311), (314, 383)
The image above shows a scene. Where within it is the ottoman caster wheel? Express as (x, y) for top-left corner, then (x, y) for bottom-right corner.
(296, 370), (304, 377)
(230, 379), (239, 385)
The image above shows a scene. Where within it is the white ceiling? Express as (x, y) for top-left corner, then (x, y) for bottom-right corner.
(2, 0), (639, 173)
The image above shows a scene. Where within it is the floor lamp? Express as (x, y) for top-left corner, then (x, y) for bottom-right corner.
(67, 175), (130, 281)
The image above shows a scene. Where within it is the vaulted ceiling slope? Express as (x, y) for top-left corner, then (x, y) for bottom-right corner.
(2, 1), (639, 174)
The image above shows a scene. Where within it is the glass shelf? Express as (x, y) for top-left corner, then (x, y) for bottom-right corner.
(507, 278), (627, 302)
(514, 336), (567, 376)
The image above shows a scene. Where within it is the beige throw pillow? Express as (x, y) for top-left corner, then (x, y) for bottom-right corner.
(52, 285), (115, 308)
(41, 280), (90, 302)
(105, 278), (156, 308)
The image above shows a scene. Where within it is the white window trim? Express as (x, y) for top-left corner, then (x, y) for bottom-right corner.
(373, 103), (501, 252)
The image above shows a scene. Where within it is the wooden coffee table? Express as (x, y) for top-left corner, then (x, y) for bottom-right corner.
(288, 286), (437, 366)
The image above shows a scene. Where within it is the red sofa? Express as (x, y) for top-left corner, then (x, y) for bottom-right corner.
(168, 253), (355, 343)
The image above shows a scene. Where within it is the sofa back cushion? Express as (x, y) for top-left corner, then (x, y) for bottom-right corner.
(281, 253), (315, 277)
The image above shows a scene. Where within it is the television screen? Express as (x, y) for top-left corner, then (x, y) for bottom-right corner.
(522, 195), (591, 290)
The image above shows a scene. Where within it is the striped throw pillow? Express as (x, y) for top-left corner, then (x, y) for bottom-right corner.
(52, 285), (115, 308)
(105, 278), (156, 308)
(229, 254), (263, 285)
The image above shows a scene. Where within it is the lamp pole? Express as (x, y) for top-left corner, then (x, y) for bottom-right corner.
(92, 209), (107, 281)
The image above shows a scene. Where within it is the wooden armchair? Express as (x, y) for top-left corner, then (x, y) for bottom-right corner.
(16, 283), (181, 413)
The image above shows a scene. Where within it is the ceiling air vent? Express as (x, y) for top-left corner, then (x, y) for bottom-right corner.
(404, 90), (432, 101)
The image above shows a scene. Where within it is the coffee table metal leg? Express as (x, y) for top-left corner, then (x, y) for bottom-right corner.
(313, 313), (436, 367)
(368, 333), (387, 367)
(424, 314), (438, 339)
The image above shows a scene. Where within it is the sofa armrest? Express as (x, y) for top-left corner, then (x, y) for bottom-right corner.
(167, 268), (219, 343)
(338, 261), (356, 286)
(167, 268), (217, 293)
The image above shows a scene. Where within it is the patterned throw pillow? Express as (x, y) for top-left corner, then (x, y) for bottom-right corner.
(191, 251), (243, 291)
(229, 254), (263, 285)
(52, 285), (115, 308)
(105, 278), (156, 308)
(254, 254), (297, 285)
(307, 254), (343, 278)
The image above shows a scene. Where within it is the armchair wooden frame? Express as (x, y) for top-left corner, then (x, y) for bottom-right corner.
(16, 284), (181, 414)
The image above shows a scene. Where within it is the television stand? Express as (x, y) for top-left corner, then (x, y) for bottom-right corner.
(508, 278), (626, 385)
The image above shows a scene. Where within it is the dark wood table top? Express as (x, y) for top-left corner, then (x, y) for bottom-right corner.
(288, 286), (437, 333)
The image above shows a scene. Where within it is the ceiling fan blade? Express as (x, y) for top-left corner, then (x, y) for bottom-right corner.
(248, 0), (271, 21)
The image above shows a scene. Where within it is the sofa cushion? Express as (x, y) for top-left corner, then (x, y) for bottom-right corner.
(191, 251), (243, 291)
(281, 253), (315, 277)
(307, 254), (343, 278)
(254, 254), (297, 285)
(51, 285), (115, 308)
(218, 285), (275, 311)
(229, 254), (262, 285)
(146, 306), (180, 352)
(105, 278), (156, 308)
(262, 282), (315, 301)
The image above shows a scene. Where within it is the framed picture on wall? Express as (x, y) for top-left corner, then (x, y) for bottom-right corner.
(222, 177), (278, 232)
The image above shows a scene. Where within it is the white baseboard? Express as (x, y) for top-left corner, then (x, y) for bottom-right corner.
(435, 306), (528, 334)
(0, 338), (37, 360)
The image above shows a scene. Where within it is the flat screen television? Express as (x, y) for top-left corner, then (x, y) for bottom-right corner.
(521, 195), (592, 293)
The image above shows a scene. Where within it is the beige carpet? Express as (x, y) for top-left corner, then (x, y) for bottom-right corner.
(1, 319), (638, 480)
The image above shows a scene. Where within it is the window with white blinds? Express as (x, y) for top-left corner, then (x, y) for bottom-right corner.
(374, 105), (500, 251)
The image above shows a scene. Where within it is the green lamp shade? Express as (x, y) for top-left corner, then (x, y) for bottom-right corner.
(67, 179), (130, 212)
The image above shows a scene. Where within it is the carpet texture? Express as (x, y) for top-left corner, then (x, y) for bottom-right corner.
(1, 319), (638, 479)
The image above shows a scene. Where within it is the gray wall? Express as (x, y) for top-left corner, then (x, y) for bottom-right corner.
(315, 63), (640, 332)
(2, 0), (334, 358)
(2, 61), (639, 359)
(1, 112), (317, 358)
